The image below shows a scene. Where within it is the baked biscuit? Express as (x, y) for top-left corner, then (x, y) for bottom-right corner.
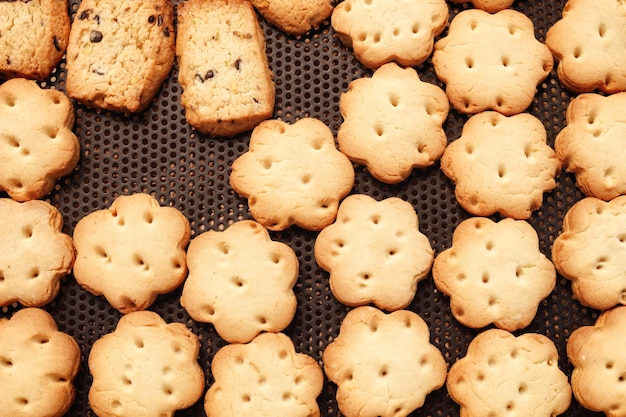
(331, 0), (449, 69)
(448, 329), (571, 417)
(230, 118), (355, 231)
(546, 0), (626, 94)
(0, 198), (75, 308)
(65, 0), (175, 113)
(314, 194), (434, 311)
(440, 112), (560, 219)
(88, 311), (204, 417)
(433, 9), (553, 115)
(0, 308), (81, 417)
(552, 196), (626, 311)
(250, 0), (334, 35)
(0, 0), (70, 80)
(448, 0), (515, 13)
(176, 0), (275, 137)
(323, 306), (447, 417)
(205, 332), (324, 417)
(555, 92), (626, 201)
(0, 78), (80, 202)
(433, 217), (556, 331)
(337, 63), (449, 184)
(72, 193), (191, 314)
(567, 306), (626, 416)
(181, 220), (298, 344)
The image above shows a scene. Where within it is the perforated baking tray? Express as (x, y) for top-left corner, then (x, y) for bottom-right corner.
(1, 0), (604, 416)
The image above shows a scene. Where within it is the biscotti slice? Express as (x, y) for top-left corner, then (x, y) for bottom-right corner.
(0, 0), (70, 80)
(65, 0), (175, 113)
(176, 0), (275, 137)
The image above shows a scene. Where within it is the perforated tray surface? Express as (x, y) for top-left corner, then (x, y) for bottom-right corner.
(0, 0), (604, 416)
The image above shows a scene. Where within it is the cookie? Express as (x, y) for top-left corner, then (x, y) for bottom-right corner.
(323, 306), (446, 417)
(0, 308), (81, 417)
(432, 9), (553, 115)
(337, 62), (449, 184)
(331, 0), (448, 69)
(314, 194), (434, 311)
(176, 0), (275, 137)
(0, 199), (75, 308)
(552, 196), (626, 311)
(205, 332), (324, 417)
(546, 0), (626, 94)
(0, 0), (70, 80)
(72, 193), (191, 314)
(230, 118), (355, 231)
(88, 311), (204, 417)
(448, 0), (515, 13)
(65, 0), (175, 113)
(433, 217), (556, 331)
(555, 92), (626, 201)
(181, 220), (298, 344)
(440, 111), (560, 219)
(447, 329), (571, 417)
(0, 78), (80, 202)
(250, 0), (334, 35)
(568, 306), (626, 415)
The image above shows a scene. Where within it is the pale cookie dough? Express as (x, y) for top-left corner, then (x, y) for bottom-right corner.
(440, 112), (561, 219)
(555, 92), (626, 201)
(568, 306), (626, 416)
(433, 9), (553, 115)
(314, 194), (434, 311)
(448, 0), (515, 13)
(331, 0), (449, 69)
(337, 63), (449, 184)
(0, 199), (75, 307)
(433, 217), (556, 331)
(230, 118), (355, 231)
(88, 311), (204, 417)
(72, 193), (191, 314)
(323, 306), (447, 417)
(552, 196), (626, 311)
(0, 308), (81, 417)
(205, 332), (324, 417)
(546, 0), (626, 94)
(250, 0), (334, 35)
(448, 329), (571, 417)
(0, 78), (80, 202)
(181, 220), (298, 344)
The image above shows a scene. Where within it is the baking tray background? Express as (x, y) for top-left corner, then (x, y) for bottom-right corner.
(0, 0), (604, 416)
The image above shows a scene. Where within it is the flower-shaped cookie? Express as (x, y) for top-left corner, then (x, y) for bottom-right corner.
(0, 198), (75, 307)
(72, 193), (191, 314)
(448, 0), (515, 13)
(88, 311), (205, 417)
(331, 0), (448, 69)
(181, 220), (298, 343)
(0, 308), (81, 417)
(568, 306), (626, 415)
(546, 0), (626, 93)
(323, 306), (447, 417)
(555, 92), (626, 201)
(433, 217), (556, 331)
(433, 9), (553, 115)
(230, 118), (355, 231)
(440, 112), (560, 219)
(0, 78), (80, 201)
(448, 329), (571, 417)
(552, 196), (626, 311)
(314, 194), (433, 311)
(205, 332), (324, 417)
(337, 63), (449, 184)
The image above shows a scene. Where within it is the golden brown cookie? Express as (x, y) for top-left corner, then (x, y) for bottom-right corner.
(250, 0), (333, 35)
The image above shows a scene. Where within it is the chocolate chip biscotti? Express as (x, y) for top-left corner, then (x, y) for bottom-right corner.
(176, 0), (275, 137)
(65, 0), (175, 113)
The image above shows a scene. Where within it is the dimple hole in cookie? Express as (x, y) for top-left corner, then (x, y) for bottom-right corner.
(371, 214), (381, 225)
(357, 32), (367, 42)
(218, 242), (230, 255)
(518, 383), (528, 394)
(143, 211), (154, 224)
(33, 334), (50, 344)
(465, 57), (475, 69)
(599, 22), (607, 38)
(301, 173), (312, 184)
(257, 315), (268, 325)
(508, 24), (517, 35)
(469, 19), (478, 30)
(231, 276), (245, 288)
(374, 124), (385, 137)
(379, 365), (389, 378)
(596, 256), (608, 270)
(388, 93), (400, 107)
(163, 385), (174, 397)
(15, 397), (29, 407)
(5, 134), (20, 148)
(282, 392), (292, 401)
(573, 46), (582, 59)
(278, 349), (289, 360)
(412, 22), (420, 34)
(497, 165), (506, 178)
(134, 337), (145, 349)
(465, 143), (474, 155)
(3, 94), (16, 107)
(618, 373), (626, 383)
(29, 267), (40, 279)
(482, 272), (490, 284)
(133, 254), (149, 270)
(44, 126), (59, 140)
(241, 394), (251, 403)
(122, 376), (132, 386)
(501, 55), (510, 67)
(506, 402), (515, 412)
(373, 32), (382, 43)
(22, 225), (33, 238)
(0, 356), (13, 367)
